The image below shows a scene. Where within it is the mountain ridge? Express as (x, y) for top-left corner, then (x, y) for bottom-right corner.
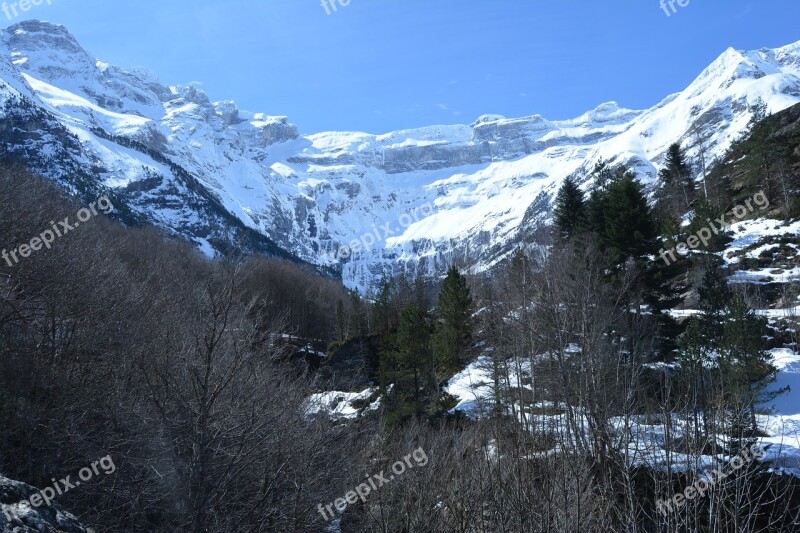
(2, 20), (800, 289)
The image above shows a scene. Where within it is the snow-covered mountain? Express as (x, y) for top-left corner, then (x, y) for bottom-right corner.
(2, 20), (800, 289)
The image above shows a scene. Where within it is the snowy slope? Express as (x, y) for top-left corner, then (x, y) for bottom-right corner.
(2, 20), (800, 288)
(445, 346), (800, 475)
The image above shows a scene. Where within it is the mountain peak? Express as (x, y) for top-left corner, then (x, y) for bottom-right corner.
(1, 19), (95, 82)
(3, 20), (85, 56)
(1, 25), (799, 288)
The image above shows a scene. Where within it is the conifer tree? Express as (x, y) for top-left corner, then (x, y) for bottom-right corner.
(433, 266), (474, 371)
(748, 97), (769, 131)
(373, 276), (393, 335)
(336, 299), (347, 341)
(380, 303), (437, 423)
(602, 171), (658, 262)
(684, 198), (729, 253)
(585, 160), (616, 237)
(585, 165), (679, 353)
(697, 259), (733, 339)
(554, 175), (586, 241)
(660, 143), (693, 184)
(349, 290), (368, 338)
(655, 143), (694, 220)
(719, 293), (783, 434)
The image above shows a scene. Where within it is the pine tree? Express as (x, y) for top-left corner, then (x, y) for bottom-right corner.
(380, 304), (437, 423)
(433, 266), (474, 371)
(372, 276), (393, 335)
(685, 198), (729, 253)
(602, 171), (658, 262)
(697, 259), (733, 340)
(748, 97), (769, 131)
(585, 165), (679, 353)
(336, 299), (347, 341)
(585, 187), (608, 238)
(660, 143), (693, 183)
(585, 160), (616, 237)
(719, 293), (784, 434)
(349, 290), (368, 339)
(553, 175), (586, 241)
(655, 143), (694, 220)
(590, 159), (616, 190)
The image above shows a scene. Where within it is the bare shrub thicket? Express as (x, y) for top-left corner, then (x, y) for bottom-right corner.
(2, 164), (799, 532)
(349, 240), (799, 533)
(0, 166), (369, 531)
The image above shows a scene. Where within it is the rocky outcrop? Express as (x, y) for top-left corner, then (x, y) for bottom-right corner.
(255, 115), (299, 145)
(0, 475), (89, 533)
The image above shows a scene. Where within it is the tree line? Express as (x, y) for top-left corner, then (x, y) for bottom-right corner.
(2, 119), (800, 531)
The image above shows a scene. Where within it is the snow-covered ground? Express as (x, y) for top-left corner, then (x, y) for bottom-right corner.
(760, 349), (800, 472)
(445, 347), (800, 474)
(305, 388), (381, 420)
(724, 219), (800, 265)
(446, 356), (496, 419)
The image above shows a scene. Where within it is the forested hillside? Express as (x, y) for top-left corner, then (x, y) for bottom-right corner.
(2, 99), (799, 531)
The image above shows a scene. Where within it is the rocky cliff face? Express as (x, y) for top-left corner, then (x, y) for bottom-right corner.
(1, 20), (800, 289)
(0, 475), (89, 533)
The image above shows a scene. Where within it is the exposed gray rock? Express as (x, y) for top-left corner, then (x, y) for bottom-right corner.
(2, 21), (800, 290)
(0, 475), (89, 533)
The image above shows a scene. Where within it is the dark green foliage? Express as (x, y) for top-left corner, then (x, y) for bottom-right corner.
(580, 162), (681, 353)
(585, 160), (617, 237)
(661, 143), (693, 183)
(337, 299), (347, 341)
(553, 175), (586, 241)
(720, 293), (785, 433)
(655, 143), (695, 222)
(684, 199), (731, 253)
(432, 266), (474, 372)
(380, 304), (439, 424)
(748, 97), (769, 132)
(708, 101), (800, 220)
(372, 276), (393, 335)
(349, 290), (368, 338)
(674, 283), (785, 456)
(697, 259), (733, 339)
(584, 163), (659, 263)
(603, 172), (659, 261)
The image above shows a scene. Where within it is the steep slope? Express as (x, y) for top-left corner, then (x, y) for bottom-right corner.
(1, 20), (800, 289)
(704, 101), (800, 297)
(0, 22), (305, 263)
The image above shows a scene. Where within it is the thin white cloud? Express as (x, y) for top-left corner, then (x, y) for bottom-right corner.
(437, 103), (463, 117)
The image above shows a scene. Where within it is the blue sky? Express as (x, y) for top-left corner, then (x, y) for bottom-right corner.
(5, 0), (800, 134)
